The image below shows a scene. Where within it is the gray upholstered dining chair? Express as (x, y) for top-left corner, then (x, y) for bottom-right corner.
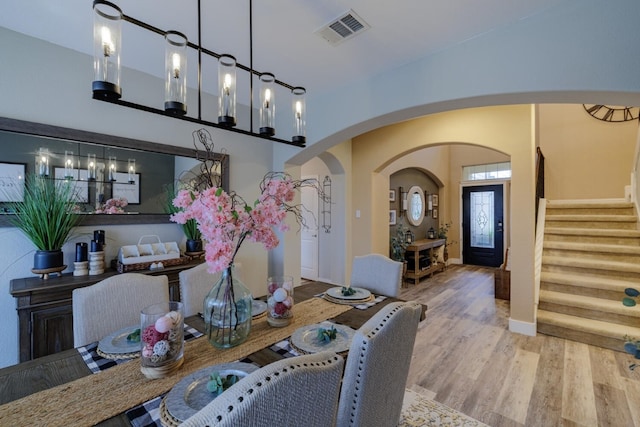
(350, 253), (403, 297)
(179, 262), (243, 317)
(180, 351), (345, 427)
(336, 300), (422, 427)
(72, 273), (169, 347)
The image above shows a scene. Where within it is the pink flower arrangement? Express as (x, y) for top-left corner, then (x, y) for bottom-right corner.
(170, 172), (309, 273)
(95, 197), (128, 214)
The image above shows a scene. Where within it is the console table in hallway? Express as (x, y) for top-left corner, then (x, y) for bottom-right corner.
(404, 238), (446, 285)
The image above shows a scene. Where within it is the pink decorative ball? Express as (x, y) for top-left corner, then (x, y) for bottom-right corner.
(274, 302), (288, 316)
(142, 324), (168, 346)
(268, 282), (279, 295)
(155, 316), (173, 333)
(142, 345), (154, 358)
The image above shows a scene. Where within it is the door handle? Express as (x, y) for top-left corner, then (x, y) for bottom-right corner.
(497, 220), (503, 233)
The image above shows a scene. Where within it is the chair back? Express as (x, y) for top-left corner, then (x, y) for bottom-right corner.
(179, 262), (243, 317)
(337, 301), (422, 427)
(72, 273), (169, 347)
(181, 351), (345, 427)
(350, 253), (403, 297)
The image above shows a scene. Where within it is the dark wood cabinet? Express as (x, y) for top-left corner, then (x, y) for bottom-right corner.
(10, 260), (203, 362)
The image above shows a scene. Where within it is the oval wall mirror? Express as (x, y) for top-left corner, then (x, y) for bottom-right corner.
(406, 185), (425, 226)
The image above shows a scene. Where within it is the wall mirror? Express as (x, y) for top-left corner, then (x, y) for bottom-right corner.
(406, 185), (425, 226)
(0, 117), (228, 226)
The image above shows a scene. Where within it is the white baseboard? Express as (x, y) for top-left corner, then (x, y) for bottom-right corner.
(509, 317), (536, 336)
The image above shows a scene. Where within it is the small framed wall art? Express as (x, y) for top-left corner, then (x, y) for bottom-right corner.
(389, 189), (396, 202)
(432, 208), (438, 219)
(389, 210), (397, 225)
(432, 194), (439, 207)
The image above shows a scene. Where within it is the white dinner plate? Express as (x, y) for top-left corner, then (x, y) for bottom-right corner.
(165, 362), (259, 421)
(97, 325), (141, 355)
(325, 286), (372, 301)
(290, 322), (355, 354)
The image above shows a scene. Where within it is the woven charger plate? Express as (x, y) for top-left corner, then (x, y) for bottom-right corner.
(323, 293), (374, 305)
(160, 397), (180, 427)
(96, 348), (139, 360)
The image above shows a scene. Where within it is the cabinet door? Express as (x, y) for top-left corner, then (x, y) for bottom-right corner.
(31, 305), (74, 359)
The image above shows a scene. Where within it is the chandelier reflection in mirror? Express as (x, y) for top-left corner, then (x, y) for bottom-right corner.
(91, 0), (307, 147)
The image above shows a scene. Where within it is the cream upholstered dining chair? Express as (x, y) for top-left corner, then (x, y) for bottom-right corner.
(181, 351), (345, 427)
(350, 253), (403, 297)
(72, 273), (169, 347)
(336, 300), (422, 427)
(179, 262), (243, 317)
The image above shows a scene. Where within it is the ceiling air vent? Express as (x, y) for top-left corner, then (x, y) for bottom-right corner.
(315, 10), (370, 46)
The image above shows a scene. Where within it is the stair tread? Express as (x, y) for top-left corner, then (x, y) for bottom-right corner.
(544, 241), (640, 253)
(537, 310), (640, 338)
(544, 227), (640, 237)
(546, 199), (631, 208)
(542, 255), (640, 271)
(539, 289), (640, 317)
(540, 271), (640, 290)
(546, 214), (636, 221)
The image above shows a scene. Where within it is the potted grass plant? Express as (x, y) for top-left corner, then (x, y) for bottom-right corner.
(7, 174), (82, 273)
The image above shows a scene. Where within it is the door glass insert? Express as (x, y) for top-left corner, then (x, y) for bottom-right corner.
(470, 191), (494, 248)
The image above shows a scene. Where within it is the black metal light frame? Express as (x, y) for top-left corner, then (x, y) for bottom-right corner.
(92, 0), (306, 148)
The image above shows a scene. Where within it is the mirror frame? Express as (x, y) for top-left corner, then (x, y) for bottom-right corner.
(0, 117), (229, 227)
(406, 185), (425, 227)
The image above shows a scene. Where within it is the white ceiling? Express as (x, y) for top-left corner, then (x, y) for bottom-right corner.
(2, 0), (562, 99)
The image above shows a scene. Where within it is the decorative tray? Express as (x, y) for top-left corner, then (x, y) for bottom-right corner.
(111, 256), (191, 273)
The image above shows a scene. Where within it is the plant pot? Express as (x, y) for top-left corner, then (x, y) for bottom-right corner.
(33, 249), (64, 270)
(186, 239), (203, 253)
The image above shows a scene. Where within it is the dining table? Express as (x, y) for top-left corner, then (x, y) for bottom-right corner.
(0, 281), (426, 427)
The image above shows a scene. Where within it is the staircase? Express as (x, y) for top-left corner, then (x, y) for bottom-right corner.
(537, 199), (640, 352)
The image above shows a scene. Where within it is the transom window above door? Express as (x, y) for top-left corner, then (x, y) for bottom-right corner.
(463, 162), (511, 181)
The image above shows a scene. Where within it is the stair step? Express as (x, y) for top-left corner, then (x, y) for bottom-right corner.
(540, 271), (640, 298)
(544, 227), (640, 239)
(537, 310), (640, 352)
(539, 290), (640, 326)
(543, 241), (640, 264)
(542, 255), (640, 273)
(544, 241), (640, 254)
(546, 200), (635, 215)
(546, 199), (631, 209)
(546, 214), (637, 222)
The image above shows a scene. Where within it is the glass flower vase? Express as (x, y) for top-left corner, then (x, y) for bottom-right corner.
(204, 265), (253, 348)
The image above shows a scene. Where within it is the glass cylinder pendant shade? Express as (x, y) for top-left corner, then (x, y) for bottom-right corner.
(92, 0), (122, 100)
(36, 147), (50, 177)
(127, 158), (136, 183)
(259, 73), (276, 136)
(291, 87), (306, 144)
(164, 31), (188, 115)
(87, 154), (97, 181)
(217, 54), (237, 127)
(108, 156), (117, 181)
(64, 151), (75, 179)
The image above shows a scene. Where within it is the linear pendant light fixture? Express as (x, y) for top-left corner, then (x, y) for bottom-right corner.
(91, 0), (307, 147)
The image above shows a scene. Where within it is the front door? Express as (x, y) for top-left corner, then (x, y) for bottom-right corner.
(462, 184), (504, 267)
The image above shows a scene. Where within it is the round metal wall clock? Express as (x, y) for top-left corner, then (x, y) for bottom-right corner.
(583, 104), (640, 122)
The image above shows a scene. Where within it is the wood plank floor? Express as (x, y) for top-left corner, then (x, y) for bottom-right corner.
(400, 265), (640, 427)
